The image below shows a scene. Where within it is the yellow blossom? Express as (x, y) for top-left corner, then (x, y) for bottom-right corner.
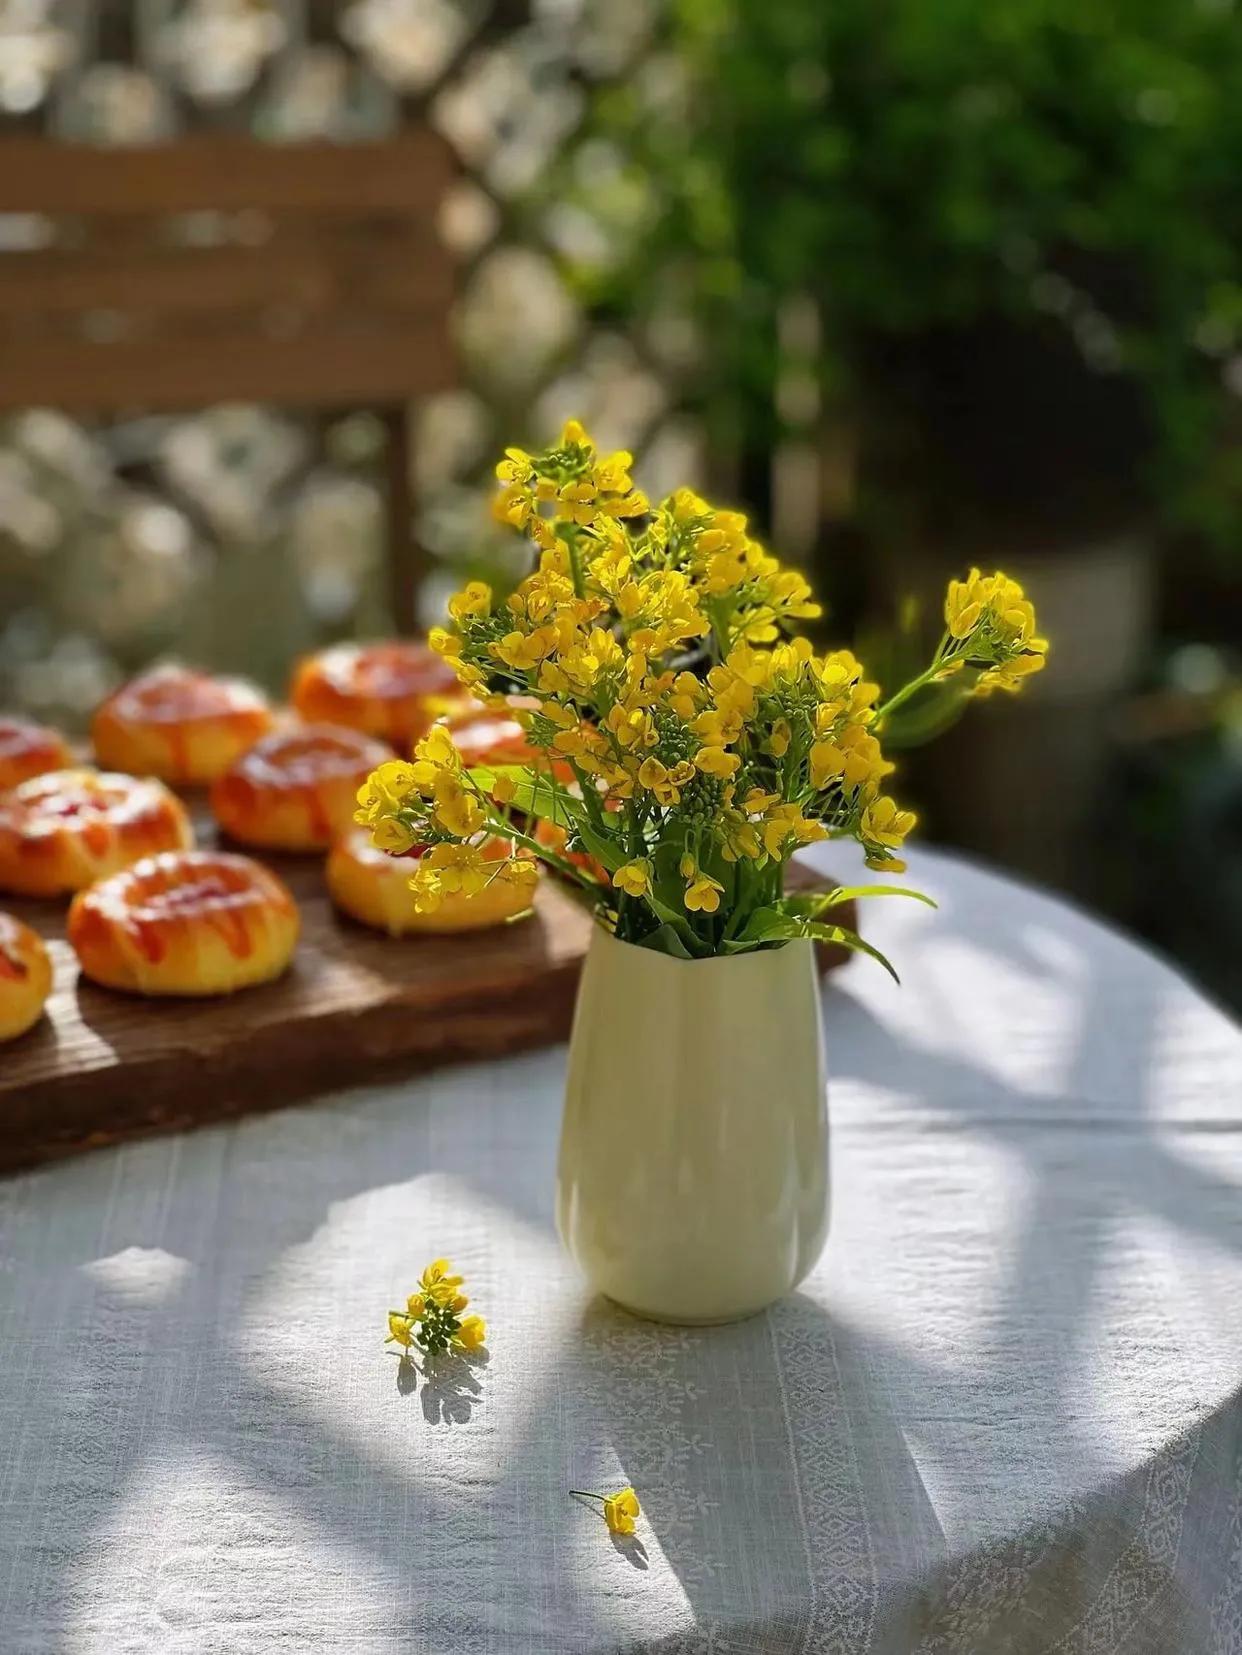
(613, 859), (653, 897)
(975, 651), (1047, 697)
(371, 816), (418, 853)
(809, 725), (893, 794)
(761, 805), (827, 860)
(372, 760), (419, 798)
(592, 450), (634, 493)
(433, 776), (486, 839)
(865, 853), (908, 873)
(449, 580), (493, 620)
(694, 745), (740, 779)
(416, 725), (462, 770)
(684, 872), (725, 914)
(692, 706), (744, 747)
(386, 1312), (414, 1348)
(455, 1314), (487, 1350)
(420, 1258), (464, 1300)
(861, 796), (917, 852)
(636, 757), (692, 806)
(409, 844), (492, 911)
(605, 703), (655, 751)
(495, 446), (532, 485)
(556, 480), (599, 525)
(491, 626), (560, 672)
(570, 1485), (642, 1536)
(603, 1488), (641, 1536)
(428, 625), (461, 660)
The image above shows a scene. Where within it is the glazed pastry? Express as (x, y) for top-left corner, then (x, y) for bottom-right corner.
(0, 717), (74, 792)
(68, 850), (299, 996)
(0, 913), (53, 1042)
(443, 705), (539, 767)
(0, 769), (194, 897)
(211, 724), (393, 852)
(327, 829), (538, 936)
(92, 664), (274, 785)
(290, 641), (459, 749)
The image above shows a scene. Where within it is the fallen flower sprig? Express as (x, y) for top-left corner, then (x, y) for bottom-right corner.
(386, 1258), (487, 1355)
(571, 1485), (642, 1536)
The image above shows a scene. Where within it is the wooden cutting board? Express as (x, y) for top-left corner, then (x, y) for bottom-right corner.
(0, 835), (854, 1175)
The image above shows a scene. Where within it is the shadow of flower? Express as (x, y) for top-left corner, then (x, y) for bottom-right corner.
(417, 1347), (489, 1425)
(610, 1532), (648, 1571)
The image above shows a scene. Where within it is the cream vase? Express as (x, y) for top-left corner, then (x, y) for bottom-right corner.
(556, 926), (829, 1323)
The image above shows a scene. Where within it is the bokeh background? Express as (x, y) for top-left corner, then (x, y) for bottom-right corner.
(1, 0), (1239, 1008)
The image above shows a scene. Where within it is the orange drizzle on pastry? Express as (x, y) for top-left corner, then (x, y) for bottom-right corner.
(211, 723), (393, 852)
(0, 717), (74, 792)
(290, 641), (459, 748)
(0, 912), (52, 1041)
(0, 768), (194, 897)
(92, 664), (274, 785)
(69, 850), (299, 996)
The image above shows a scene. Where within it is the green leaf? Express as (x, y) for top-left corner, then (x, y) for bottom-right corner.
(733, 905), (797, 943)
(467, 764), (583, 830)
(811, 883), (937, 910)
(803, 922), (901, 983)
(733, 906), (901, 981)
(631, 922), (698, 960)
(571, 816), (627, 876)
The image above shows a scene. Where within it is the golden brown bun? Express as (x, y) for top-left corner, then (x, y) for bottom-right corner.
(0, 769), (194, 898)
(210, 723), (393, 852)
(0, 913), (53, 1042)
(0, 718), (75, 791)
(92, 664), (274, 785)
(327, 829), (538, 936)
(290, 642), (459, 750)
(443, 707), (539, 767)
(69, 850), (299, 997)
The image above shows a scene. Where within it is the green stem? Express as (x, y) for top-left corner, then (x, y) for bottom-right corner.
(566, 532), (585, 599)
(568, 758), (606, 830)
(874, 664), (939, 726)
(488, 814), (597, 890)
(874, 629), (957, 726)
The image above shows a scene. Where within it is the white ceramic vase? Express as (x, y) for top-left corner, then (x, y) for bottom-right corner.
(556, 926), (829, 1323)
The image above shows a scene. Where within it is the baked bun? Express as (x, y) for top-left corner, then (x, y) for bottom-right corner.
(0, 769), (194, 897)
(290, 641), (459, 749)
(0, 717), (74, 791)
(211, 723), (393, 852)
(443, 706), (539, 767)
(327, 829), (539, 935)
(0, 913), (53, 1042)
(69, 850), (299, 997)
(92, 664), (274, 785)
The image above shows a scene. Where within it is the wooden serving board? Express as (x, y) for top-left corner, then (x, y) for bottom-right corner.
(0, 832), (853, 1175)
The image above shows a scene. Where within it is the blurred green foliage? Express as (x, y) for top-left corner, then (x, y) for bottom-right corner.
(571, 0), (1242, 550)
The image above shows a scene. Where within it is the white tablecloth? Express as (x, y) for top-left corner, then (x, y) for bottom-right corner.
(2, 848), (1241, 1654)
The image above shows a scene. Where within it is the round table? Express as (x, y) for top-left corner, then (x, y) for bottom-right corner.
(1, 848), (1240, 1654)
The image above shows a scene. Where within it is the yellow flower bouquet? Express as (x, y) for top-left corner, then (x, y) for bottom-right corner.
(356, 419), (1047, 972)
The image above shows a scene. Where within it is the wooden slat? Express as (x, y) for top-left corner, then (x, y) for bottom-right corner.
(0, 319), (456, 413)
(0, 131), (456, 216)
(0, 237), (454, 321)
